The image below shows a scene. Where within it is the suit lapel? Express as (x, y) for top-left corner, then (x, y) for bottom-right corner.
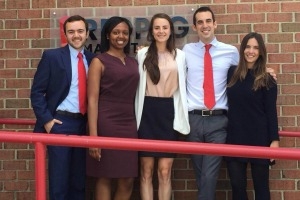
(60, 45), (72, 86)
(84, 50), (94, 66)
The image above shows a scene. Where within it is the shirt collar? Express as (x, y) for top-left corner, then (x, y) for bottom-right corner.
(68, 45), (84, 59)
(198, 37), (218, 49)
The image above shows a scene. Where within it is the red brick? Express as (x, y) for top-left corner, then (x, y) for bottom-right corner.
(18, 171), (35, 180)
(4, 181), (29, 191)
(17, 30), (41, 39)
(16, 192), (35, 200)
(0, 110), (16, 118)
(108, 0), (133, 6)
(42, 29), (51, 39)
(282, 43), (300, 53)
(282, 23), (300, 32)
(282, 2), (300, 12)
(217, 35), (239, 45)
(18, 10), (43, 19)
(282, 64), (300, 73)
(277, 73), (295, 84)
(6, 79), (30, 89)
(227, 24), (251, 34)
(172, 179), (186, 190)
(0, 90), (16, 98)
(268, 33), (293, 43)
(6, 59), (30, 69)
(0, 170), (17, 180)
(269, 169), (281, 179)
(0, 150), (15, 160)
(271, 192), (282, 200)
(296, 74), (300, 83)
(254, 23), (279, 33)
(174, 190), (197, 199)
(0, 69), (16, 78)
(265, 44), (279, 53)
(5, 40), (30, 49)
(0, 10), (17, 19)
(31, 19), (51, 29)
(270, 180), (295, 190)
(217, 14), (239, 24)
(0, 193), (14, 200)
(173, 158), (188, 169)
(282, 106), (300, 115)
(283, 169), (300, 179)
(240, 13), (265, 23)
(18, 49), (43, 59)
(4, 143), (29, 150)
(297, 53), (300, 63)
(31, 39), (51, 48)
(267, 13), (293, 22)
(254, 3), (280, 12)
(278, 117), (296, 127)
(83, 0), (107, 7)
(5, 20), (29, 29)
(284, 191), (300, 199)
(160, 0), (185, 5)
(18, 109), (35, 119)
(7, 0), (30, 9)
(174, 169), (195, 179)
(0, 50), (17, 58)
(214, 0), (237, 3)
(268, 53), (294, 64)
(3, 160), (27, 171)
(227, 4), (252, 13)
(32, 0), (55, 8)
(17, 150), (35, 159)
(186, 179), (197, 190)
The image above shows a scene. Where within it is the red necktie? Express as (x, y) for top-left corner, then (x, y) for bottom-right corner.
(77, 52), (87, 115)
(203, 44), (215, 110)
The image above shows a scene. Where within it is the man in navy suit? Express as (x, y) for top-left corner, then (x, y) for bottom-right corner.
(30, 15), (95, 200)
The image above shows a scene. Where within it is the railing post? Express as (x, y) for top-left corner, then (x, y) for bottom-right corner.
(35, 142), (46, 200)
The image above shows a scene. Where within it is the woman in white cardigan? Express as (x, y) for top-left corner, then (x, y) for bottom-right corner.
(135, 13), (190, 200)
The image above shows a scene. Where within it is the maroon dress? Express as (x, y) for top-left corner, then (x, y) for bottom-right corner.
(86, 53), (139, 178)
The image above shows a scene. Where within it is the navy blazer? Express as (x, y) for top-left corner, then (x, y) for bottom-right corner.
(30, 45), (95, 133)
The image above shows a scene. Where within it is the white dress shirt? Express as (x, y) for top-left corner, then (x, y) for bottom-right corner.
(183, 37), (239, 111)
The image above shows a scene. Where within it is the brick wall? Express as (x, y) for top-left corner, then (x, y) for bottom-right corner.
(0, 0), (300, 199)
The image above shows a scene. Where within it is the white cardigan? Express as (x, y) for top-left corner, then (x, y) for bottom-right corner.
(135, 47), (190, 135)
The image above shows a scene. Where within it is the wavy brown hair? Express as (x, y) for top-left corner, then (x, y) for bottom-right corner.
(228, 32), (274, 90)
(143, 13), (176, 84)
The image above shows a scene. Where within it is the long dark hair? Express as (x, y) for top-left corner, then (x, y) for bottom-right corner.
(100, 16), (133, 54)
(228, 32), (274, 90)
(143, 13), (176, 84)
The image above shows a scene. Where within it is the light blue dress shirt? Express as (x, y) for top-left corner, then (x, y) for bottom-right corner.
(183, 37), (239, 111)
(57, 45), (88, 113)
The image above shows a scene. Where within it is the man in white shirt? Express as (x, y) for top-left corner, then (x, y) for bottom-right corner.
(183, 6), (239, 200)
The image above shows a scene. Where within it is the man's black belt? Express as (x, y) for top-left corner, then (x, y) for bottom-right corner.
(188, 109), (227, 116)
(56, 110), (85, 118)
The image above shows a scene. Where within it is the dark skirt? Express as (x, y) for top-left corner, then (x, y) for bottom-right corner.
(138, 96), (179, 158)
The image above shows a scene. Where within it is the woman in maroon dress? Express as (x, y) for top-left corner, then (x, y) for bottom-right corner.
(86, 16), (139, 200)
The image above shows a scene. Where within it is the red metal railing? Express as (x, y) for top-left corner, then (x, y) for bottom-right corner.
(1, 118), (300, 200)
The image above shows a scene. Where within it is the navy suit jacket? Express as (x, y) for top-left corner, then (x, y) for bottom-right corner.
(30, 45), (95, 133)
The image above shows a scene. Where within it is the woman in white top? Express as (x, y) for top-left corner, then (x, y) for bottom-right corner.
(135, 13), (190, 200)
